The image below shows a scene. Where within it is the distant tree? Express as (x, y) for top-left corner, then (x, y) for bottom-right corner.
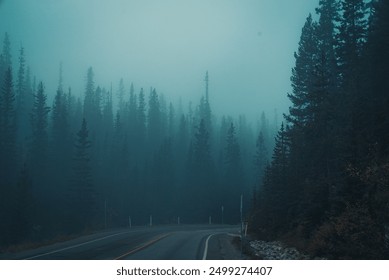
(148, 88), (161, 152)
(16, 46), (29, 142)
(1, 32), (11, 69)
(186, 119), (215, 222)
(254, 130), (268, 186)
(193, 119), (213, 175)
(168, 102), (175, 138)
(197, 72), (212, 137)
(52, 90), (68, 143)
(137, 88), (146, 142)
(83, 67), (101, 134)
(0, 53), (5, 85)
(0, 67), (16, 185)
(11, 164), (34, 243)
(270, 123), (290, 190)
(117, 78), (126, 116)
(101, 87), (113, 136)
(150, 139), (175, 221)
(223, 123), (245, 222)
(50, 79), (72, 207)
(70, 118), (96, 231)
(30, 81), (50, 176)
(224, 123), (242, 178)
(127, 83), (137, 139)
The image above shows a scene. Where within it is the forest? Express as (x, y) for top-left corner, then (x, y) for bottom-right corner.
(0, 35), (277, 248)
(250, 0), (389, 259)
(1, 0), (388, 260)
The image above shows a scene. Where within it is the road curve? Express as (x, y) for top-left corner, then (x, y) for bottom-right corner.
(0, 225), (241, 260)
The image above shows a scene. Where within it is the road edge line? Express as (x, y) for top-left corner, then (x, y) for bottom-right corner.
(24, 231), (132, 260)
(202, 233), (217, 260)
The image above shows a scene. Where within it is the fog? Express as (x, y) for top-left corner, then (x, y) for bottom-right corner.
(2, 0), (389, 261)
(1, 0), (326, 247)
(0, 0), (318, 118)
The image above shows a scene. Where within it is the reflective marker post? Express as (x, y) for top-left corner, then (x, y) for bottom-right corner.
(240, 194), (243, 257)
(221, 205), (224, 225)
(104, 200), (107, 229)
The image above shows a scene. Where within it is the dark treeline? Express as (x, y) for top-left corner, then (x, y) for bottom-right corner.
(251, 0), (389, 259)
(0, 36), (278, 247)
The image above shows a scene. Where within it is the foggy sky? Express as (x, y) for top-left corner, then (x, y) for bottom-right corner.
(0, 0), (319, 120)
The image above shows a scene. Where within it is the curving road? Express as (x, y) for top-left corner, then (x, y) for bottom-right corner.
(1, 225), (241, 260)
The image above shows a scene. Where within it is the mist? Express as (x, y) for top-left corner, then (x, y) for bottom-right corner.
(0, 0), (318, 118)
(4, 0), (387, 261)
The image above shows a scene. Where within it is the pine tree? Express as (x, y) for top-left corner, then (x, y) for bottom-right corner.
(102, 87), (113, 135)
(83, 67), (101, 134)
(70, 118), (96, 231)
(200, 72), (212, 132)
(30, 81), (50, 176)
(224, 123), (241, 175)
(336, 0), (369, 166)
(286, 14), (319, 127)
(168, 102), (175, 138)
(52, 88), (69, 147)
(0, 67), (16, 185)
(337, 0), (368, 87)
(223, 123), (245, 223)
(1, 33), (11, 69)
(365, 0), (389, 156)
(50, 72), (71, 198)
(127, 82), (137, 137)
(11, 164), (34, 243)
(187, 119), (215, 222)
(148, 88), (161, 151)
(117, 78), (126, 116)
(16, 46), (29, 143)
(150, 139), (175, 220)
(254, 130), (268, 185)
(133, 88), (146, 162)
(270, 123), (290, 186)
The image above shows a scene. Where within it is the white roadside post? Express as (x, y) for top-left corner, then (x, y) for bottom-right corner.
(221, 205), (224, 225)
(240, 194), (243, 257)
(104, 199), (107, 229)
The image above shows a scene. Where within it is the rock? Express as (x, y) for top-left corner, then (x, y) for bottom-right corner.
(249, 240), (312, 260)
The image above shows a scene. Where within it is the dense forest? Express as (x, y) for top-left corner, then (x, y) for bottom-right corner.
(250, 0), (389, 259)
(1, 0), (388, 260)
(0, 33), (278, 248)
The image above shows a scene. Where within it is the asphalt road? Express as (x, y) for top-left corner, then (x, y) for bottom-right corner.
(1, 225), (241, 260)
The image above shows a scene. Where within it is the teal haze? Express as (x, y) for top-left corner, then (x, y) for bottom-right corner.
(0, 0), (318, 118)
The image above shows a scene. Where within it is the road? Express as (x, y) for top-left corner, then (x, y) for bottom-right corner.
(0, 225), (241, 260)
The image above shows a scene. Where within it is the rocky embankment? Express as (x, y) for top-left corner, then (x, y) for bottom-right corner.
(248, 240), (312, 260)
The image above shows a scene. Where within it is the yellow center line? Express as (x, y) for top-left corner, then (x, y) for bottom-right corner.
(114, 233), (171, 260)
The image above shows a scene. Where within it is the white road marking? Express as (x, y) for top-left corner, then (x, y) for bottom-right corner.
(202, 233), (217, 260)
(202, 231), (241, 260)
(24, 230), (134, 260)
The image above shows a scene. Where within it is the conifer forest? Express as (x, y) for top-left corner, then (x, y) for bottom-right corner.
(0, 0), (388, 259)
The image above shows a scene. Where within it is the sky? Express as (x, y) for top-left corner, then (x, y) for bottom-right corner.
(0, 0), (319, 120)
